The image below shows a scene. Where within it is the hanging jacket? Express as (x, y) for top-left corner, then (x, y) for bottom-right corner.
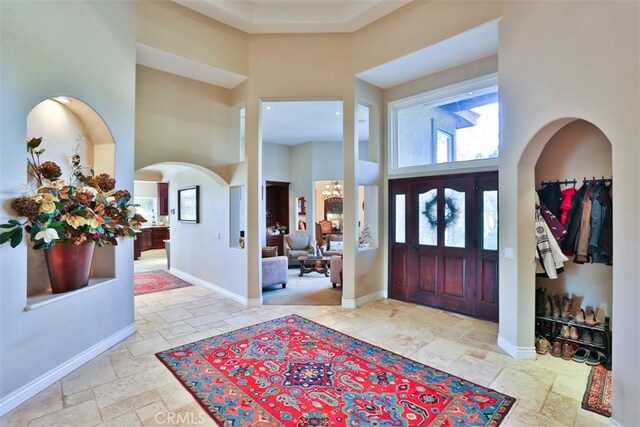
(540, 204), (568, 242)
(535, 194), (568, 278)
(559, 187), (576, 225)
(588, 181), (608, 263)
(538, 183), (562, 218)
(574, 184), (593, 263)
(598, 184), (613, 265)
(561, 184), (588, 255)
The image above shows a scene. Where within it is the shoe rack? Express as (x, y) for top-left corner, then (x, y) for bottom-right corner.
(535, 315), (611, 368)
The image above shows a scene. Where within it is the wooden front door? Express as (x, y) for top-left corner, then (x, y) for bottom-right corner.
(389, 172), (499, 322)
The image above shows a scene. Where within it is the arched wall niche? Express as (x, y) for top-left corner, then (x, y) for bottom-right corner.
(512, 116), (614, 351)
(26, 96), (116, 296)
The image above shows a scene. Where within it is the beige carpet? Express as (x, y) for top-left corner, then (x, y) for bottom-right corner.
(262, 268), (342, 305)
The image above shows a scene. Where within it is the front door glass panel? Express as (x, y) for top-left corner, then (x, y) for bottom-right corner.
(444, 188), (465, 248)
(419, 189), (437, 246)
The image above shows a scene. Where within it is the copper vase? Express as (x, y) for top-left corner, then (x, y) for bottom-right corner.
(44, 242), (96, 294)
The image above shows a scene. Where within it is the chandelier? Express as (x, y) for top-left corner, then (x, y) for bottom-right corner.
(322, 180), (343, 199)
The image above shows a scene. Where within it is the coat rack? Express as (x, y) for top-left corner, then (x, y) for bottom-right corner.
(540, 176), (613, 187)
(583, 176), (613, 184)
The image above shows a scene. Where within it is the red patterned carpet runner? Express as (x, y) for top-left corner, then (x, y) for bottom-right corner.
(156, 315), (515, 426)
(134, 270), (193, 296)
(582, 365), (612, 417)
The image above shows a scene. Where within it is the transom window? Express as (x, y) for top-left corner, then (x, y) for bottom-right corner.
(390, 75), (499, 173)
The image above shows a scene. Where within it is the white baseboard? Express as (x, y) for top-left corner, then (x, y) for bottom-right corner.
(0, 323), (135, 417)
(609, 418), (621, 427)
(497, 334), (536, 360)
(342, 291), (385, 309)
(169, 268), (248, 306)
(247, 298), (262, 308)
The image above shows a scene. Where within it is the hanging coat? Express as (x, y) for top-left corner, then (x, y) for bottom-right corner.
(575, 183), (593, 264)
(559, 187), (576, 225)
(561, 184), (588, 255)
(538, 183), (562, 218)
(535, 195), (568, 278)
(598, 184), (613, 265)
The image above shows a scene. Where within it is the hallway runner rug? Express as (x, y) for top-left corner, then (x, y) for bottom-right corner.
(582, 364), (612, 417)
(156, 314), (515, 426)
(134, 270), (193, 296)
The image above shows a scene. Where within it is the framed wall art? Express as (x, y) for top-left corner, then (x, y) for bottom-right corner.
(177, 185), (199, 223)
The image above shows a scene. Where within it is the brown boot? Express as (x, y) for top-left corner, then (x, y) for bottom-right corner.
(561, 342), (575, 360)
(575, 308), (585, 324)
(548, 295), (561, 318)
(550, 340), (562, 357)
(561, 295), (575, 319)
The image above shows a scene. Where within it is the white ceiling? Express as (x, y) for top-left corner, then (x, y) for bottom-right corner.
(356, 19), (499, 89)
(171, 0), (412, 34)
(261, 100), (369, 145)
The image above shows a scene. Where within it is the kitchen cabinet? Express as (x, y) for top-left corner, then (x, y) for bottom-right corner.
(157, 182), (169, 216)
(151, 227), (170, 249)
(140, 228), (152, 252)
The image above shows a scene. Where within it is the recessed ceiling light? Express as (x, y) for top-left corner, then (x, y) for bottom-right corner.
(266, 105), (272, 110)
(468, 92), (473, 95)
(334, 111), (341, 116)
(54, 96), (71, 104)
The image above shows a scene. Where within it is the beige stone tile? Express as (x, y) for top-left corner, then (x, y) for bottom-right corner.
(490, 368), (550, 412)
(61, 357), (118, 396)
(183, 311), (233, 327)
(156, 381), (197, 411)
(112, 354), (163, 379)
(541, 391), (579, 426)
(92, 366), (174, 409)
(1, 382), (63, 425)
(502, 404), (561, 427)
(552, 372), (590, 401)
(409, 337), (469, 370)
(155, 307), (195, 323)
(98, 391), (163, 421)
(95, 411), (142, 427)
(574, 408), (609, 426)
(135, 400), (169, 423)
(62, 389), (94, 408)
(28, 400), (101, 427)
(446, 354), (504, 387)
(141, 403), (215, 427)
(125, 336), (171, 358)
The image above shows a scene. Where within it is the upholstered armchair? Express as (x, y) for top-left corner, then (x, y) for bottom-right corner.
(322, 234), (343, 257)
(283, 234), (313, 266)
(330, 255), (343, 288)
(261, 255), (288, 289)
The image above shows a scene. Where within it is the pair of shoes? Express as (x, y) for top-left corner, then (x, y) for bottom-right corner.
(561, 295), (574, 319)
(575, 308), (586, 323)
(550, 340), (562, 357)
(585, 307), (600, 325)
(561, 342), (575, 360)
(570, 326), (579, 340)
(536, 287), (547, 316)
(572, 347), (589, 362)
(560, 325), (570, 338)
(593, 331), (605, 347)
(548, 295), (561, 318)
(586, 349), (607, 366)
(582, 329), (593, 342)
(535, 336), (551, 355)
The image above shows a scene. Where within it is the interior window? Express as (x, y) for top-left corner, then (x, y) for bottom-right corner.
(392, 78), (499, 171)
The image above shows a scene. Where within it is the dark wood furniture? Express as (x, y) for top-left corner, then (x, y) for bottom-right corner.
(135, 226), (170, 259)
(266, 234), (284, 257)
(134, 231), (142, 260)
(151, 226), (169, 249)
(297, 256), (331, 277)
(266, 181), (289, 229)
(157, 182), (169, 216)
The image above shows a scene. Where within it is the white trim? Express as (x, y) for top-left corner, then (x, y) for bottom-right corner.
(169, 267), (248, 306)
(0, 323), (135, 417)
(497, 334), (536, 360)
(609, 418), (622, 427)
(247, 298), (262, 308)
(24, 277), (117, 311)
(342, 291), (386, 308)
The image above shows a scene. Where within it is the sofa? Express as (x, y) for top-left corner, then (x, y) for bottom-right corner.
(284, 234), (313, 266)
(322, 234), (344, 257)
(262, 255), (288, 289)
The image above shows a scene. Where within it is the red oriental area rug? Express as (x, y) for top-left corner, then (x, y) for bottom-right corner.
(582, 365), (612, 417)
(134, 270), (193, 296)
(156, 314), (515, 426)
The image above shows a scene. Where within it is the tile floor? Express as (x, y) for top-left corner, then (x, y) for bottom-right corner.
(1, 272), (609, 426)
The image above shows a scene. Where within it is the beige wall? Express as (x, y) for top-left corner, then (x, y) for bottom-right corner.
(498, 1), (639, 422)
(137, 0), (248, 76)
(135, 65), (240, 171)
(0, 0), (136, 413)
